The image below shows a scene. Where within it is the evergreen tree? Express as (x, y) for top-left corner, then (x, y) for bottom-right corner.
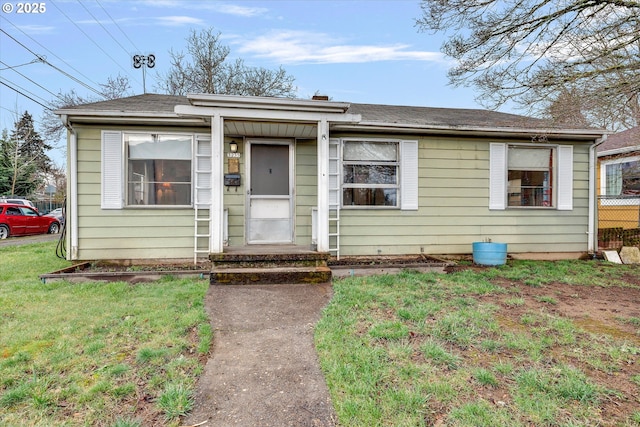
(1, 112), (52, 197)
(12, 112), (52, 173)
(0, 129), (12, 195)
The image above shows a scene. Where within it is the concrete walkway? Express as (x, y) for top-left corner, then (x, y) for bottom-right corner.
(183, 282), (336, 427)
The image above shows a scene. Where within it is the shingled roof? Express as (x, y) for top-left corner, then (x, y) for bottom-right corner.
(57, 93), (597, 133)
(58, 93), (189, 114)
(597, 126), (640, 153)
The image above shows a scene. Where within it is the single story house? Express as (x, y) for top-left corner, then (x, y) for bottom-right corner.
(597, 126), (640, 247)
(55, 93), (607, 262)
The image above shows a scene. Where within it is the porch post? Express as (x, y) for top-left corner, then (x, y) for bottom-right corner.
(316, 118), (329, 252)
(210, 113), (224, 253)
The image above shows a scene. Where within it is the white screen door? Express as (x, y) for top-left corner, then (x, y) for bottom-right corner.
(247, 141), (293, 243)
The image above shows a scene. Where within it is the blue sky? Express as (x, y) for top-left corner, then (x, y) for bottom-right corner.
(0, 0), (495, 164)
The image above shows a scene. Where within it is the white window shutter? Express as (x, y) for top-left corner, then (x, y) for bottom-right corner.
(401, 140), (419, 210)
(101, 131), (123, 209)
(489, 143), (507, 210)
(557, 145), (573, 210)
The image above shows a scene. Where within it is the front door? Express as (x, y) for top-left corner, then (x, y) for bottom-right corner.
(247, 141), (293, 243)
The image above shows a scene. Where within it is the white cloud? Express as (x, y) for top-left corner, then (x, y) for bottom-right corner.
(135, 0), (267, 17)
(14, 25), (56, 35)
(215, 4), (268, 17)
(236, 31), (443, 64)
(155, 16), (205, 26)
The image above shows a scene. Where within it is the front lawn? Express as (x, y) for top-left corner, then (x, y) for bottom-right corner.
(316, 260), (640, 426)
(0, 241), (210, 426)
(3, 241), (640, 426)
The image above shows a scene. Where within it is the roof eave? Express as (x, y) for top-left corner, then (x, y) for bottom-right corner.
(332, 122), (607, 141)
(598, 145), (640, 157)
(54, 109), (207, 125)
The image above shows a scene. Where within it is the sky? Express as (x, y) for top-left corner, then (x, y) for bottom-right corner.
(0, 0), (497, 165)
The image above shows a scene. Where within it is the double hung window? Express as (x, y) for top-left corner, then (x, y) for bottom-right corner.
(602, 157), (640, 197)
(490, 143), (573, 210)
(342, 140), (399, 207)
(507, 146), (554, 207)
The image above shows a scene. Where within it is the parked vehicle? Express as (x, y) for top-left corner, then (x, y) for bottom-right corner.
(45, 207), (65, 226)
(0, 203), (60, 239)
(0, 197), (35, 208)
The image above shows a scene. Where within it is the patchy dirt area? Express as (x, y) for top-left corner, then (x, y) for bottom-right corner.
(471, 272), (640, 424)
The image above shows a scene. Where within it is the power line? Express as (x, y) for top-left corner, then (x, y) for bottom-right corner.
(96, 0), (140, 52)
(0, 15), (102, 90)
(0, 60), (65, 102)
(0, 80), (51, 110)
(77, 0), (131, 57)
(49, 0), (142, 86)
(0, 28), (105, 97)
(0, 106), (47, 126)
(0, 59), (39, 71)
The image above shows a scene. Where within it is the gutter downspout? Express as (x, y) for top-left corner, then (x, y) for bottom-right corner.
(61, 115), (79, 260)
(589, 135), (607, 255)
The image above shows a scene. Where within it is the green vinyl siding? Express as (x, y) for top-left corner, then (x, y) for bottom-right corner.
(73, 125), (207, 261)
(295, 139), (317, 246)
(72, 123), (593, 260)
(334, 135), (592, 256)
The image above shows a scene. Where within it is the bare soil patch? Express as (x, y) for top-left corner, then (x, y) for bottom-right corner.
(471, 269), (640, 423)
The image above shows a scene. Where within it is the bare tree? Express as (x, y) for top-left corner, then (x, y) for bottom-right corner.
(42, 74), (132, 142)
(416, 0), (640, 129)
(156, 28), (297, 98)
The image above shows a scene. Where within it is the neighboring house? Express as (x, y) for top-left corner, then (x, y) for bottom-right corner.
(597, 127), (640, 248)
(55, 93), (606, 262)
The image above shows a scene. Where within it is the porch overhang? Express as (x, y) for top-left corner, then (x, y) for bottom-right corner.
(174, 95), (361, 254)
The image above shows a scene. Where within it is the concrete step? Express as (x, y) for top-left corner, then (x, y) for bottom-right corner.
(211, 251), (330, 268)
(211, 266), (332, 285)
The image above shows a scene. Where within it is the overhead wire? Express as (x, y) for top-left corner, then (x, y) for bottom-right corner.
(77, 0), (132, 56)
(0, 15), (102, 90)
(49, 0), (142, 87)
(0, 28), (105, 97)
(0, 60), (65, 101)
(0, 59), (40, 71)
(96, 0), (140, 52)
(0, 81), (51, 110)
(0, 106), (48, 128)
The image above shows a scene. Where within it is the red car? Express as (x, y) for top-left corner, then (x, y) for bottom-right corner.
(0, 203), (61, 239)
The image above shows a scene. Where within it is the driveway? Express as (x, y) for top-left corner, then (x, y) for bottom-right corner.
(0, 233), (60, 247)
(183, 282), (336, 427)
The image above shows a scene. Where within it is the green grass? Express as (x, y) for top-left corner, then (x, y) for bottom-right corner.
(316, 260), (640, 426)
(0, 241), (210, 426)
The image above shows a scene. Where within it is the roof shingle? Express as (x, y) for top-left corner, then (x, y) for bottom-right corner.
(58, 93), (598, 132)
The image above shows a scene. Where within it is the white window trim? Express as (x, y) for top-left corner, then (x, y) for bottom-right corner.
(490, 142), (573, 211)
(600, 155), (640, 205)
(340, 138), (419, 210)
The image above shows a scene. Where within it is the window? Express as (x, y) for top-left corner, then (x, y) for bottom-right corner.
(602, 157), (640, 197)
(342, 140), (399, 207)
(507, 146), (554, 207)
(125, 133), (192, 206)
(490, 143), (573, 211)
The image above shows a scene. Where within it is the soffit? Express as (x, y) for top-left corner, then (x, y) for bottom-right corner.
(225, 120), (317, 138)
